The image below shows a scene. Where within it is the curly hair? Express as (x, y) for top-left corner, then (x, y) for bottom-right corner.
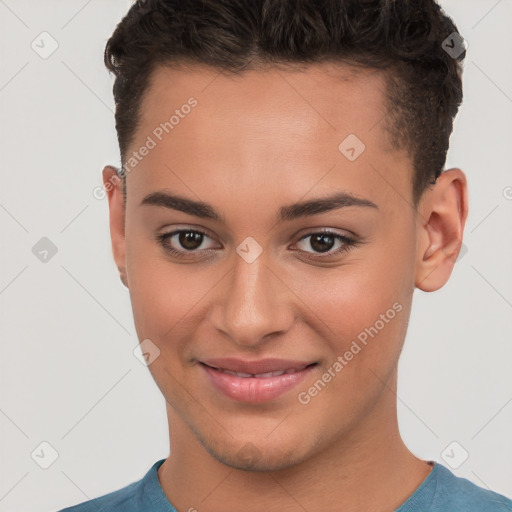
(104, 0), (465, 207)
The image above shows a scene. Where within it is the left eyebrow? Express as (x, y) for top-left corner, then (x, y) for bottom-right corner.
(139, 190), (378, 224)
(278, 192), (378, 221)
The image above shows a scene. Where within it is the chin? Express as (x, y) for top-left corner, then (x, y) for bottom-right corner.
(198, 433), (313, 473)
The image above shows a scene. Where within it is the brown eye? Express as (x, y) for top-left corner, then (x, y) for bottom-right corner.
(294, 231), (358, 259)
(309, 233), (336, 253)
(178, 231), (204, 251)
(156, 229), (218, 259)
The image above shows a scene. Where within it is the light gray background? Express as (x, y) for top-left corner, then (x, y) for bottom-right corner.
(0, 1), (511, 511)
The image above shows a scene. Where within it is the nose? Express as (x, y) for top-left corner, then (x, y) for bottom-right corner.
(210, 249), (295, 348)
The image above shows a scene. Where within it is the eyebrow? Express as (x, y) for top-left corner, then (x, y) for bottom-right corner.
(140, 190), (378, 223)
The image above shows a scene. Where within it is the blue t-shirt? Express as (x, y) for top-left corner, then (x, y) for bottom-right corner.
(57, 459), (512, 512)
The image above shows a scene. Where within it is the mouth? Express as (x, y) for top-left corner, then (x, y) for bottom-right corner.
(200, 362), (315, 378)
(200, 357), (318, 375)
(199, 359), (318, 403)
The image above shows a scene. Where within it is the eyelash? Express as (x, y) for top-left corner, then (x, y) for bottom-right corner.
(155, 228), (359, 261)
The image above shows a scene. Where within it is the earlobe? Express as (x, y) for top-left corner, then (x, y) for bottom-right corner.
(415, 168), (468, 292)
(102, 165), (129, 288)
(118, 267), (129, 288)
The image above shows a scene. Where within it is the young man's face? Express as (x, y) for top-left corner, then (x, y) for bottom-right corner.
(104, 62), (461, 471)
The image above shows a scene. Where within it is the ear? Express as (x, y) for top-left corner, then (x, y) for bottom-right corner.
(415, 168), (468, 292)
(102, 165), (129, 288)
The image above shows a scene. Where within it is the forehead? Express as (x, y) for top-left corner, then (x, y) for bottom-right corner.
(140, 61), (390, 142)
(127, 61), (411, 217)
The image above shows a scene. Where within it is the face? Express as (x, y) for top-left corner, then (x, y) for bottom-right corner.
(106, 62), (430, 471)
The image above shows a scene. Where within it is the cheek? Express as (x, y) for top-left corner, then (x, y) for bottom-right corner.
(291, 259), (410, 340)
(125, 234), (222, 362)
(288, 230), (415, 369)
(290, 265), (412, 424)
(125, 232), (190, 342)
(125, 251), (203, 399)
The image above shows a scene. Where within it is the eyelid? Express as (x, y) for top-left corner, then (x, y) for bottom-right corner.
(158, 224), (218, 241)
(294, 225), (357, 239)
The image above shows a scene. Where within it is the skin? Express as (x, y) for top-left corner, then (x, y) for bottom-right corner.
(103, 62), (468, 512)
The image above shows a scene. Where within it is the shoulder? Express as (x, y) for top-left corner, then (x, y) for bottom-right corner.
(431, 463), (512, 512)
(57, 480), (140, 512)
(56, 459), (171, 512)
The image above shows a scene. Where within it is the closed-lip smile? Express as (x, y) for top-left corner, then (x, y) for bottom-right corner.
(199, 358), (318, 403)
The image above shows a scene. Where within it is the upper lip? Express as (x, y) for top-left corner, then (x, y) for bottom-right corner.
(200, 358), (316, 374)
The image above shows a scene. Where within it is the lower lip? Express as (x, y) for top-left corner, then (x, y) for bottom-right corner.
(200, 363), (317, 403)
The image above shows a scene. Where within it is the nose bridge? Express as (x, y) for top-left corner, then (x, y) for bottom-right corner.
(213, 249), (293, 346)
